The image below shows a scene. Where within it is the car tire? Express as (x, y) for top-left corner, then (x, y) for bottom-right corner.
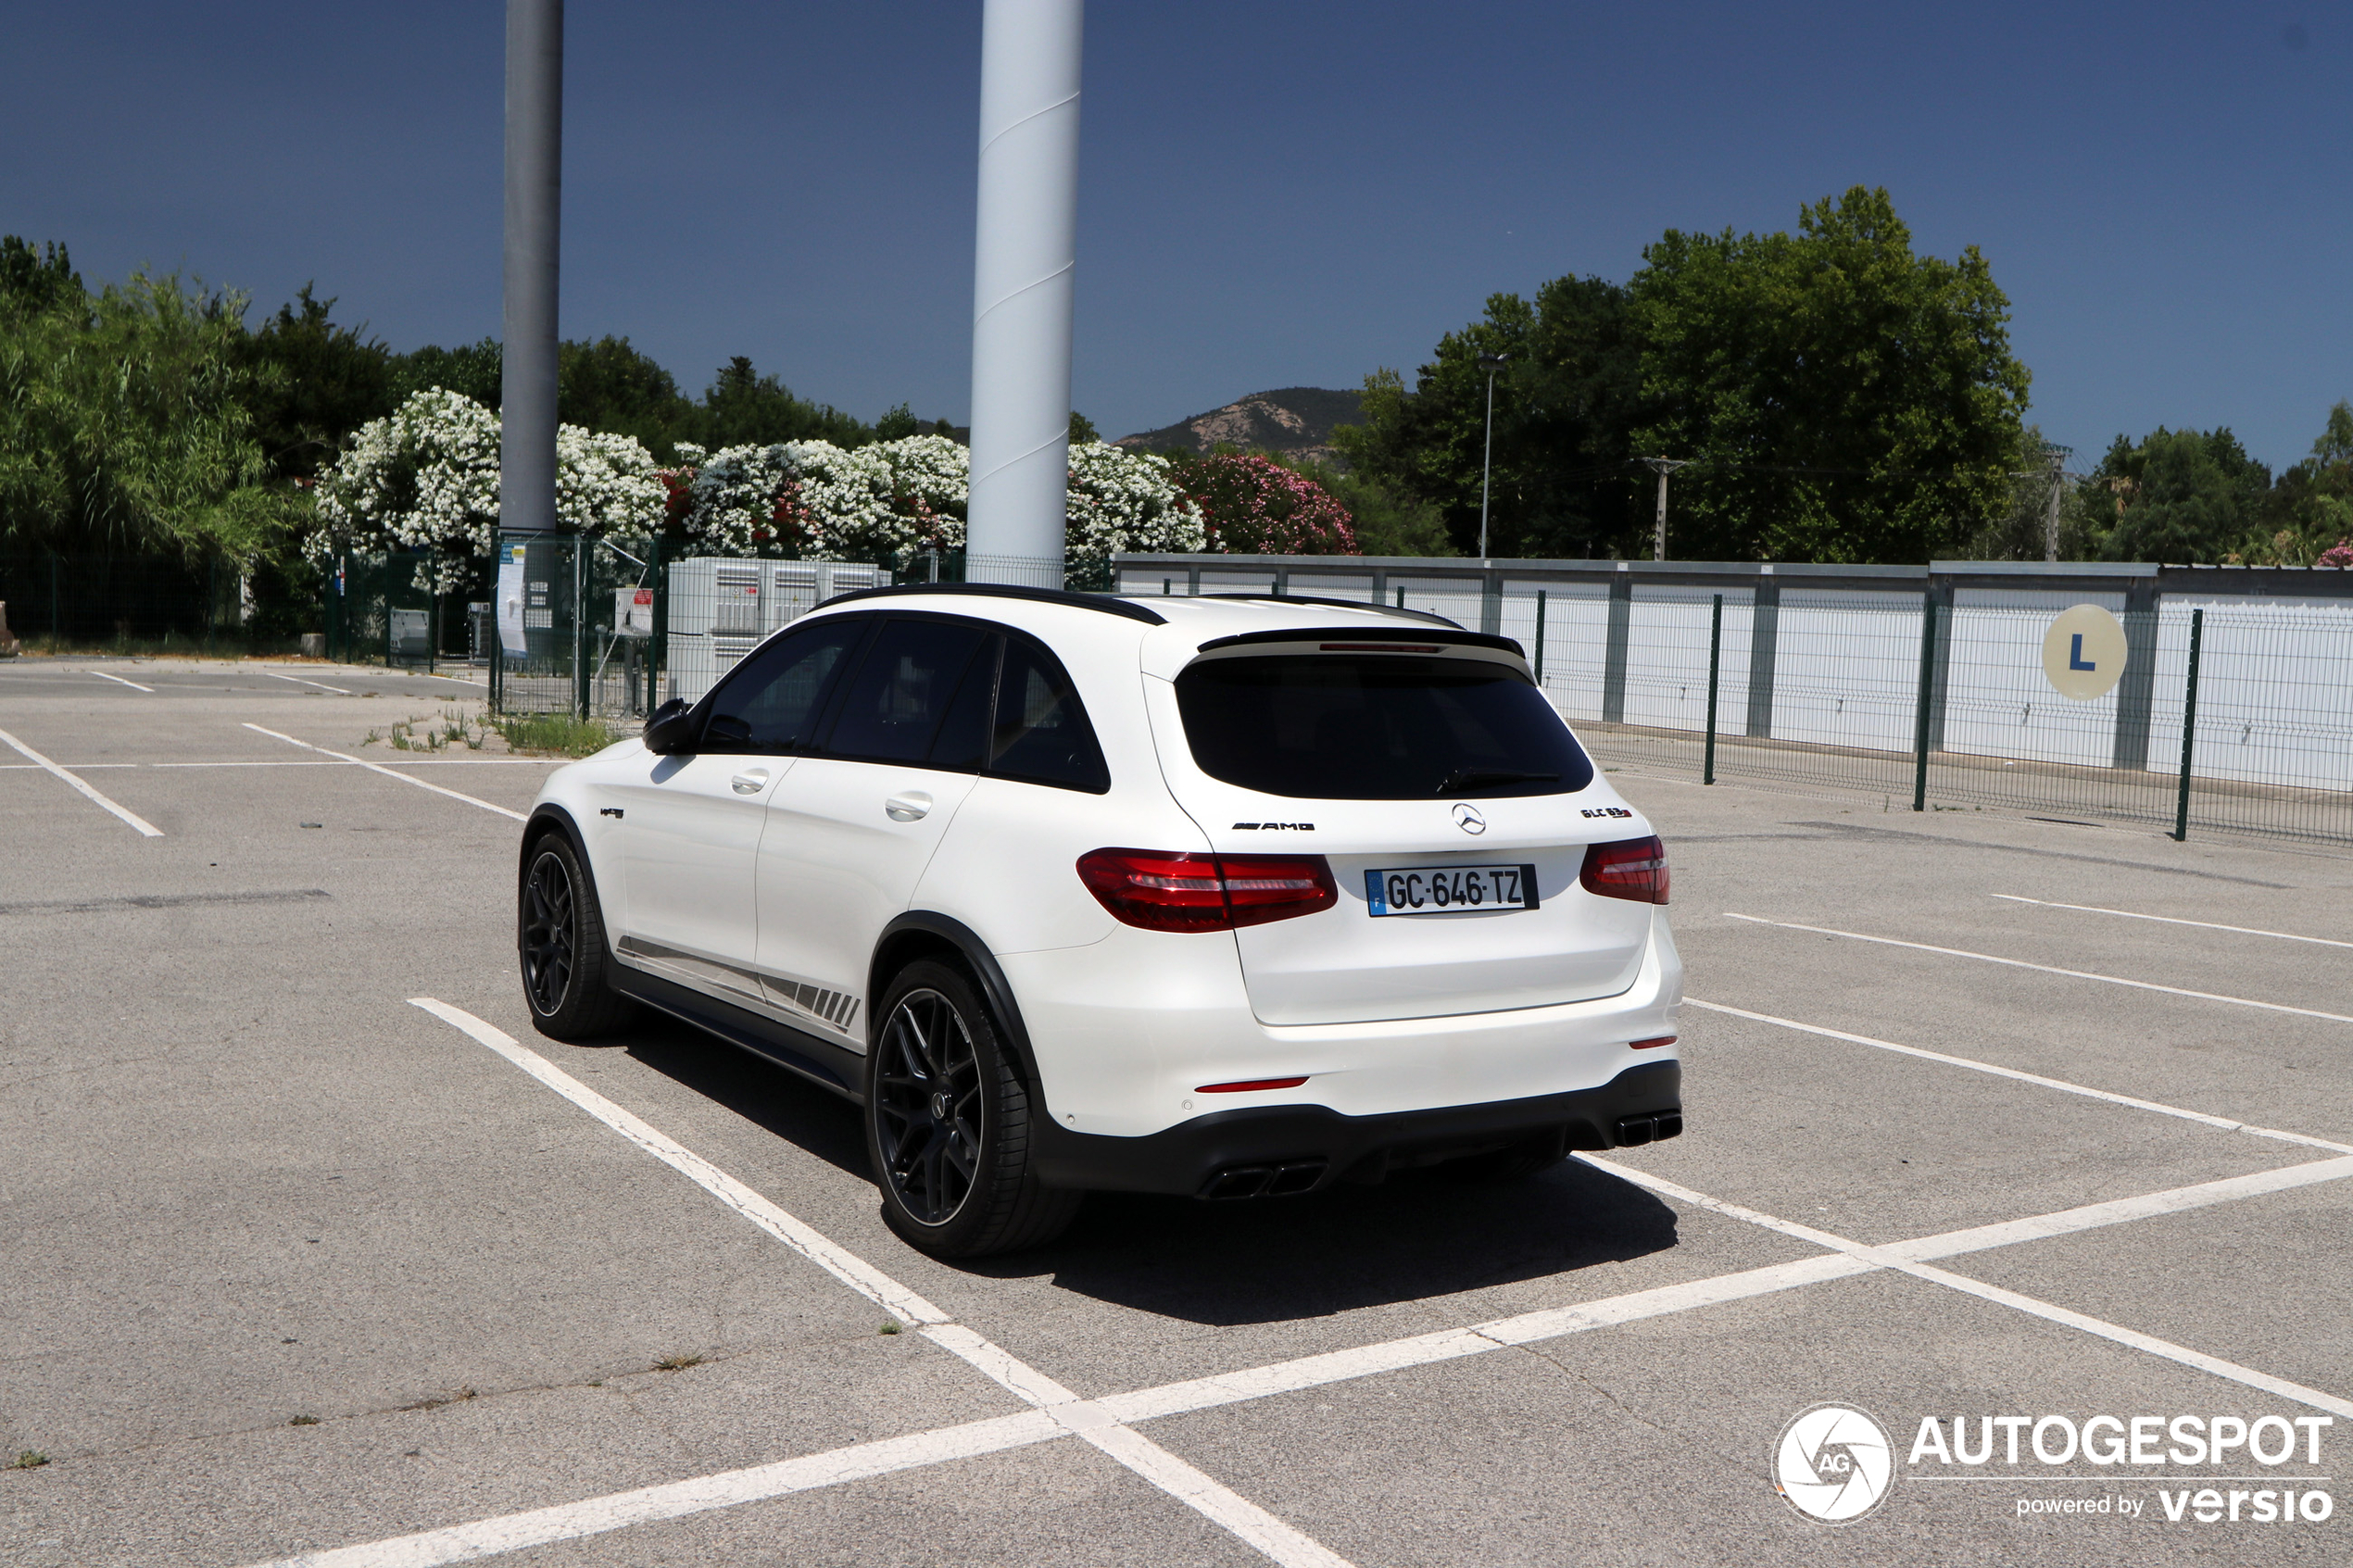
(866, 958), (1079, 1259)
(518, 830), (634, 1041)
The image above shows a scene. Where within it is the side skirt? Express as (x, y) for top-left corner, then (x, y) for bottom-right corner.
(610, 962), (867, 1103)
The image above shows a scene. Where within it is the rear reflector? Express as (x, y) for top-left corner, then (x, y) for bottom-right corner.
(1629, 1035), (1676, 1050)
(1197, 1076), (1309, 1093)
(1580, 834), (1670, 905)
(1077, 849), (1339, 933)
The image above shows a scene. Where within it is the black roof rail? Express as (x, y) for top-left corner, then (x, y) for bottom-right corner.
(1192, 592), (1462, 629)
(816, 582), (1167, 625)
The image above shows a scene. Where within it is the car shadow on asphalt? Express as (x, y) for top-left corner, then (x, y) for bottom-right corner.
(992, 1163), (1681, 1326)
(621, 1012), (1682, 1327)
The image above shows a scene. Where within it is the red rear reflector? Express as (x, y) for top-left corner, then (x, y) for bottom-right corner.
(1580, 835), (1669, 904)
(1629, 1036), (1676, 1050)
(1319, 643), (1442, 653)
(1077, 849), (1339, 933)
(1197, 1076), (1309, 1093)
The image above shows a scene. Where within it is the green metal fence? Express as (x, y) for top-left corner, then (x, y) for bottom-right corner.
(0, 552), (312, 654)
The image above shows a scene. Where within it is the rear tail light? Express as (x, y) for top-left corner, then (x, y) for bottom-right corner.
(1077, 849), (1338, 933)
(1580, 835), (1669, 905)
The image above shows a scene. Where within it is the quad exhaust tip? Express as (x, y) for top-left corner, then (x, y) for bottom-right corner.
(1199, 1160), (1329, 1200)
(1613, 1110), (1684, 1147)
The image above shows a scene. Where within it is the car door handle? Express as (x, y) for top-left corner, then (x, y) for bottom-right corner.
(885, 790), (932, 822)
(731, 769), (771, 796)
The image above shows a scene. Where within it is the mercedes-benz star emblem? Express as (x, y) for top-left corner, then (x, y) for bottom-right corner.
(1452, 803), (1487, 834)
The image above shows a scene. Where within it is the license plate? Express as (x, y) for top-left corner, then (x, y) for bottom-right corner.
(1364, 864), (1539, 916)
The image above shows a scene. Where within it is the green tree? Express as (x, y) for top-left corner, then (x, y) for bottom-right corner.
(2080, 426), (2271, 563)
(240, 285), (395, 482)
(1333, 275), (1648, 557)
(0, 249), (296, 558)
(1629, 186), (2030, 562)
(686, 356), (870, 450)
(388, 337), (503, 410)
(556, 335), (695, 461)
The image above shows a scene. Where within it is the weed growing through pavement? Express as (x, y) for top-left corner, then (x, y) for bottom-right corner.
(385, 709), (492, 752)
(10, 1450), (47, 1469)
(651, 1352), (705, 1373)
(494, 711), (623, 757)
(289, 1415), (320, 1426)
(878, 1321), (901, 1336)
(400, 1386), (478, 1412)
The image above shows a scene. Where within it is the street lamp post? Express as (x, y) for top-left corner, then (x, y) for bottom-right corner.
(1477, 355), (1508, 559)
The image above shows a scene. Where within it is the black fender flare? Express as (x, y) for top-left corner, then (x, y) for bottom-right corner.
(870, 911), (1047, 1108)
(517, 804), (614, 958)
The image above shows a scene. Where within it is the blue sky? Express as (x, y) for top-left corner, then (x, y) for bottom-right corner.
(5, 2), (2346, 470)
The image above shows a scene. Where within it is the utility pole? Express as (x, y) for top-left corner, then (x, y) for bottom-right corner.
(500, 0), (562, 535)
(1640, 458), (1692, 561)
(2043, 444), (2069, 561)
(1476, 354), (1508, 559)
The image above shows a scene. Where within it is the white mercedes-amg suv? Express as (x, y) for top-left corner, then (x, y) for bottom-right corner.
(517, 585), (1683, 1257)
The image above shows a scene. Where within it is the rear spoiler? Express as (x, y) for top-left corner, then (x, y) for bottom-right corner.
(1192, 625), (1528, 659)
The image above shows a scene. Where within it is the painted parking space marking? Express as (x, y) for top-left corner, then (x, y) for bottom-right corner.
(321, 998), (2353, 1568)
(1589, 1156), (2353, 1422)
(85, 669), (156, 692)
(407, 999), (1355, 1568)
(0, 724), (164, 837)
(261, 671), (354, 694)
(1686, 998), (2353, 1154)
(245, 724), (527, 822)
(1994, 892), (2353, 951)
(1725, 911), (2353, 1025)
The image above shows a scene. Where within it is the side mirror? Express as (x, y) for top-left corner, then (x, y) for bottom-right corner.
(643, 696), (696, 755)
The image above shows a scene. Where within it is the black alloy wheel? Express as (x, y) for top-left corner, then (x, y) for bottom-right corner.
(863, 959), (1079, 1257)
(516, 830), (633, 1041)
(522, 847), (577, 1016)
(874, 987), (984, 1226)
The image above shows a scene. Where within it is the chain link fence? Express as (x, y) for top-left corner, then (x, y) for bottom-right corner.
(1114, 554), (2353, 849)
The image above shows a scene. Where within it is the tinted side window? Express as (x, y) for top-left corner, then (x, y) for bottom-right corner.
(700, 616), (866, 754)
(927, 636), (1000, 772)
(989, 638), (1109, 793)
(823, 618), (991, 764)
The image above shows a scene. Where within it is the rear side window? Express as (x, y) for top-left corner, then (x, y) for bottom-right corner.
(1174, 654), (1592, 799)
(990, 637), (1109, 793)
(823, 617), (991, 764)
(700, 616), (866, 754)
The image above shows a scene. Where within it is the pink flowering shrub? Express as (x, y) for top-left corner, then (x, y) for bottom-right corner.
(1175, 453), (1359, 555)
(2319, 538), (2353, 569)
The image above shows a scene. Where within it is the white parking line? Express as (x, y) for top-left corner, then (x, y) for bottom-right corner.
(1685, 999), (2353, 1155)
(406, 999), (1355, 1568)
(86, 669), (156, 692)
(0, 725), (163, 837)
(244, 725), (527, 822)
(1724, 912), (2353, 1025)
(254, 1007), (2353, 1568)
(1994, 893), (2353, 951)
(1589, 1156), (2353, 1422)
(262, 671), (353, 694)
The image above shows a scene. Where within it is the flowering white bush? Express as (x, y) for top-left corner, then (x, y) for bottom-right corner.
(309, 388), (664, 586)
(1066, 441), (1207, 559)
(675, 434), (1199, 570)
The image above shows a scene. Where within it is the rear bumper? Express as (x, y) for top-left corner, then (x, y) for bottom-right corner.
(1028, 1060), (1681, 1197)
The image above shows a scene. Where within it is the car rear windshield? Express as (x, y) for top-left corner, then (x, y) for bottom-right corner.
(1174, 653), (1594, 799)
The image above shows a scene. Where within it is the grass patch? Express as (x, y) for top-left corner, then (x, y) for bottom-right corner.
(494, 711), (623, 758)
(386, 709), (489, 753)
(651, 1352), (705, 1373)
(11, 1450), (47, 1469)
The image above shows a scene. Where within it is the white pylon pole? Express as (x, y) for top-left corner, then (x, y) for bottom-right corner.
(966, 0), (1084, 589)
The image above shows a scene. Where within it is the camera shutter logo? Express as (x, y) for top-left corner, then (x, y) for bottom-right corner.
(1774, 1404), (1896, 1524)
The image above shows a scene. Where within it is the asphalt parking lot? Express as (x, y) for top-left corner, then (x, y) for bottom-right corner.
(3, 655), (2347, 1568)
